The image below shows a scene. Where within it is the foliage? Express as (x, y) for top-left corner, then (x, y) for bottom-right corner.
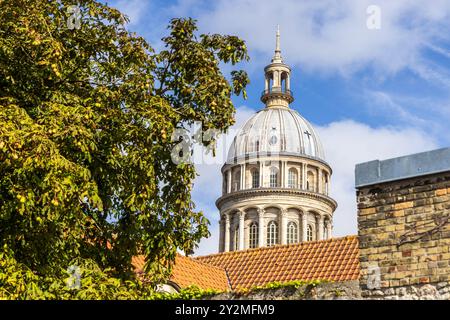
(333, 289), (343, 297)
(0, 0), (249, 298)
(238, 279), (329, 294)
(0, 246), (43, 299)
(144, 280), (332, 300)
(148, 285), (222, 300)
(0, 245), (220, 300)
(0, 246), (155, 300)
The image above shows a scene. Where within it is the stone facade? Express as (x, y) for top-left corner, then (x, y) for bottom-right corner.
(216, 28), (336, 253)
(363, 283), (450, 300)
(356, 149), (450, 299)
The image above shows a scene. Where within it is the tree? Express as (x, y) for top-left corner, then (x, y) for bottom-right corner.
(0, 0), (249, 291)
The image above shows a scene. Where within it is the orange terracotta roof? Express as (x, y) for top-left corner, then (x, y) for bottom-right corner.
(195, 236), (360, 290)
(132, 254), (230, 292)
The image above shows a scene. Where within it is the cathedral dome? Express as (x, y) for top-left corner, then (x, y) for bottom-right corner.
(227, 107), (326, 163)
(217, 27), (336, 253)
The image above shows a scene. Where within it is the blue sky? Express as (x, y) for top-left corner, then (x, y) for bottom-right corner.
(105, 0), (450, 255)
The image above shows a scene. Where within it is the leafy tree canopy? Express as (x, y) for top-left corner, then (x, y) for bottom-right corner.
(0, 0), (249, 294)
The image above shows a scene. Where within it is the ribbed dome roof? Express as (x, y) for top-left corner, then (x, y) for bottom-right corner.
(227, 107), (325, 162)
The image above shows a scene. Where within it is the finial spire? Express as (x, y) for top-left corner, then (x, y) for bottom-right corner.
(272, 25), (283, 63)
(276, 25), (280, 52)
(262, 25), (293, 108)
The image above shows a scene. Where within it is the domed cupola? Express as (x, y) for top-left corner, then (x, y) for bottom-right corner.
(227, 26), (327, 165)
(227, 108), (326, 163)
(216, 27), (337, 253)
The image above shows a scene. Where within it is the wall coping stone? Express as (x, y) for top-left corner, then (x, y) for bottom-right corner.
(355, 147), (450, 188)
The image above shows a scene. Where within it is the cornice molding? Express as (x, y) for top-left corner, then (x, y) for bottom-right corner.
(222, 153), (332, 174)
(216, 188), (337, 211)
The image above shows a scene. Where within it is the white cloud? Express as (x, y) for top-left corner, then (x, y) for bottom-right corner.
(192, 106), (256, 256)
(194, 223), (220, 256)
(316, 120), (438, 237)
(364, 90), (429, 126)
(191, 106), (256, 200)
(168, 0), (450, 77)
(112, 0), (149, 26)
(358, 89), (450, 146)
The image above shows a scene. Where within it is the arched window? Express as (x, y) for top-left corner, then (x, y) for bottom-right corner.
(234, 227), (239, 251)
(249, 222), (258, 249)
(307, 171), (315, 192)
(288, 168), (298, 188)
(233, 170), (240, 192)
(307, 225), (313, 241)
(324, 175), (329, 195)
(266, 221), (278, 246)
(287, 221), (298, 244)
(223, 176), (228, 194)
(270, 167), (278, 188)
(251, 169), (260, 188)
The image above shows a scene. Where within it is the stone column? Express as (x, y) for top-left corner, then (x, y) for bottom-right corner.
(317, 215), (324, 241)
(318, 169), (323, 194)
(219, 218), (224, 252)
(283, 161), (288, 188)
(227, 170), (231, 193)
(327, 221), (332, 239)
(240, 164), (245, 190)
(302, 213), (308, 241)
(257, 208), (265, 248)
(273, 71), (278, 88)
(302, 163), (307, 190)
(239, 166), (242, 190)
(286, 75), (291, 91)
(260, 161), (265, 188)
(224, 213), (230, 252)
(280, 209), (287, 245)
(238, 210), (245, 251)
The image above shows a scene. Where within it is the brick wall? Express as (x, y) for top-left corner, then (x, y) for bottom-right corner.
(357, 171), (450, 299)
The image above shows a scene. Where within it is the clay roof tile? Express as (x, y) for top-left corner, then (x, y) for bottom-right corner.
(195, 235), (360, 289)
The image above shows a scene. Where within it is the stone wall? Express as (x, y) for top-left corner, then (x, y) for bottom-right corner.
(363, 283), (450, 300)
(208, 281), (361, 300)
(357, 168), (450, 299)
